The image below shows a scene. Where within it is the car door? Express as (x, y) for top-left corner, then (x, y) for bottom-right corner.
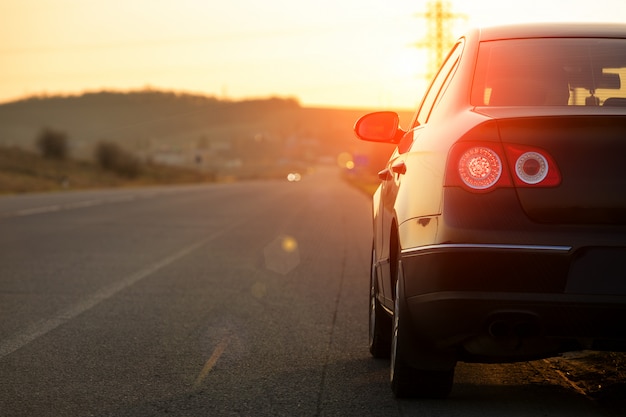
(378, 41), (464, 309)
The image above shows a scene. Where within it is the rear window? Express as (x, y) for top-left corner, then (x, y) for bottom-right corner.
(471, 38), (626, 107)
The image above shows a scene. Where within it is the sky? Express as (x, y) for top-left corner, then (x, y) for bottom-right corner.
(1, 0), (625, 109)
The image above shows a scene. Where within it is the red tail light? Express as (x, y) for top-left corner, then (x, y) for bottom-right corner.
(458, 146), (504, 190)
(503, 144), (561, 187)
(446, 142), (560, 192)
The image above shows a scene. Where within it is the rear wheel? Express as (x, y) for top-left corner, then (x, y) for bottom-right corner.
(369, 246), (392, 358)
(390, 262), (455, 399)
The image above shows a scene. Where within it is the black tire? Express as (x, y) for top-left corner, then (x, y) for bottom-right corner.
(390, 262), (455, 399)
(369, 246), (392, 358)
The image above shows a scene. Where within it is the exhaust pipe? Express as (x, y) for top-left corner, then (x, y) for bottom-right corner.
(488, 319), (540, 338)
(488, 320), (510, 338)
(512, 321), (536, 338)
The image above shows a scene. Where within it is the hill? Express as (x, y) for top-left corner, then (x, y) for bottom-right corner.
(0, 91), (412, 191)
(0, 144), (218, 194)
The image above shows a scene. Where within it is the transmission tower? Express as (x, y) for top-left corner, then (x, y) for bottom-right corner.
(415, 1), (466, 80)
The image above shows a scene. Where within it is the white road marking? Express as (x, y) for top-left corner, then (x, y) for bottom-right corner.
(13, 205), (62, 216)
(0, 187), (192, 219)
(0, 229), (228, 359)
(193, 336), (231, 390)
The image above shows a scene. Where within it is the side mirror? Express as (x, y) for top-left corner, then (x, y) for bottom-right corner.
(354, 111), (403, 144)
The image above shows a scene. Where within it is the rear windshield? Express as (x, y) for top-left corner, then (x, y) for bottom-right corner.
(471, 38), (626, 107)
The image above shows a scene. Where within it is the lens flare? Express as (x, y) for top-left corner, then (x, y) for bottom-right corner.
(263, 235), (300, 275)
(337, 152), (354, 169)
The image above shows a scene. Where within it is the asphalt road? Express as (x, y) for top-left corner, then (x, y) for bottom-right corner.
(0, 167), (619, 416)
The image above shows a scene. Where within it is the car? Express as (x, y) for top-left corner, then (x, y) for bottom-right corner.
(354, 23), (626, 399)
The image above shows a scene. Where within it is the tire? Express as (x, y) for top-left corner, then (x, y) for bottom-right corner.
(390, 261), (455, 399)
(369, 246), (392, 358)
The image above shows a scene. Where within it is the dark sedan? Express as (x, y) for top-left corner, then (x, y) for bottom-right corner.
(354, 23), (626, 399)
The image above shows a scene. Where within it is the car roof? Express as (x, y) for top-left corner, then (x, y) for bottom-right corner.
(477, 23), (626, 41)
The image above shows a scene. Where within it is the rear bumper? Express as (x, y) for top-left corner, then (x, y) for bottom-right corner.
(401, 243), (573, 295)
(400, 244), (626, 360)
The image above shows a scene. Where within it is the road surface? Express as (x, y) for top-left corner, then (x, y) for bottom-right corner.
(0, 167), (622, 416)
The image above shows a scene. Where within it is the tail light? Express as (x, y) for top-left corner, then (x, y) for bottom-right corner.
(458, 146), (505, 190)
(446, 142), (560, 192)
(504, 144), (561, 187)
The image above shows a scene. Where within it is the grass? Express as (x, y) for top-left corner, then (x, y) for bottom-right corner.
(0, 144), (383, 196)
(0, 145), (214, 195)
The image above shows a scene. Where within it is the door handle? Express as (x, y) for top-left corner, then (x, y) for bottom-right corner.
(391, 161), (406, 175)
(378, 168), (392, 181)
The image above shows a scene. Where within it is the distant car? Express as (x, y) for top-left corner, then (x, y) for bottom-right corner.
(287, 172), (302, 182)
(354, 23), (626, 399)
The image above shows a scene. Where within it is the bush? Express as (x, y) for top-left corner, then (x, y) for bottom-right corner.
(94, 141), (141, 178)
(36, 128), (69, 160)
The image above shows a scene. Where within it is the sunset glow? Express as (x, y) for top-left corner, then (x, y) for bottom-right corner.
(1, 0), (625, 109)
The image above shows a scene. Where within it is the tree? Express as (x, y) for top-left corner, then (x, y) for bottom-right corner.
(95, 141), (141, 178)
(36, 128), (69, 160)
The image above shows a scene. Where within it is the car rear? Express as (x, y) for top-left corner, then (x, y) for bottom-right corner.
(401, 34), (626, 362)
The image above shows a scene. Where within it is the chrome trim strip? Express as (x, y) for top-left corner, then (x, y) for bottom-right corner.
(401, 243), (572, 256)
